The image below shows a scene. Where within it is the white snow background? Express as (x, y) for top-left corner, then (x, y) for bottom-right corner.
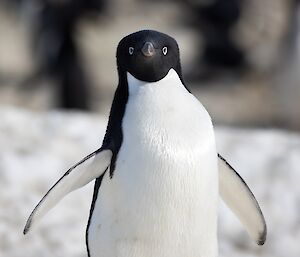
(0, 107), (299, 257)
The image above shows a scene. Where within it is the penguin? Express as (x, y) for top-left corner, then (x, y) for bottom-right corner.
(24, 30), (266, 257)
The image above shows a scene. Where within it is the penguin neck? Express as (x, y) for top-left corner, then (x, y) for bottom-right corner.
(126, 68), (186, 95)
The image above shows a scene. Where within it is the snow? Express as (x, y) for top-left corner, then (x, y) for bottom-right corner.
(0, 107), (299, 257)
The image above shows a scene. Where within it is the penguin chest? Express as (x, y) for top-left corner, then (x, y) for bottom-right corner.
(88, 70), (218, 257)
(114, 105), (218, 231)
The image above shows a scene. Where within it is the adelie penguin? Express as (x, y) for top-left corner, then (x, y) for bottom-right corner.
(24, 30), (267, 257)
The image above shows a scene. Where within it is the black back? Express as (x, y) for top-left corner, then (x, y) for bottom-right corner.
(86, 30), (185, 256)
(86, 77), (128, 256)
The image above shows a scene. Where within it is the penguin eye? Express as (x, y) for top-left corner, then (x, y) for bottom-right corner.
(129, 47), (134, 55)
(162, 46), (168, 55)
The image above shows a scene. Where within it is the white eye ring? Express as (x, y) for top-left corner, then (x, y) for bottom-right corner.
(162, 46), (168, 55)
(129, 47), (134, 55)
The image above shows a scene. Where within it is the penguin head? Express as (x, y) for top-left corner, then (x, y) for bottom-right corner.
(117, 30), (183, 83)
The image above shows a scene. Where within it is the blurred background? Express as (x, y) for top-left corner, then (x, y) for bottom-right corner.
(0, 0), (299, 257)
(1, 0), (300, 130)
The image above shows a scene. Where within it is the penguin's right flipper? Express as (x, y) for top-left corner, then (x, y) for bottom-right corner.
(23, 149), (112, 235)
(218, 154), (267, 245)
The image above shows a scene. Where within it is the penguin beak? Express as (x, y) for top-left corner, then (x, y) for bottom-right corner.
(141, 42), (155, 57)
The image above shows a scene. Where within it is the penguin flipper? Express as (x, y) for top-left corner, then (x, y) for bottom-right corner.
(218, 154), (267, 245)
(23, 149), (112, 235)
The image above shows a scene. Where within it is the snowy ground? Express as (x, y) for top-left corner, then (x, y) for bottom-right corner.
(0, 107), (299, 257)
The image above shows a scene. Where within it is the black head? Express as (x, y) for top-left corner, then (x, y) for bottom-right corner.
(116, 30), (183, 83)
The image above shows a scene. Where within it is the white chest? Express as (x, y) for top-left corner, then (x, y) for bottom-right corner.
(88, 69), (219, 257)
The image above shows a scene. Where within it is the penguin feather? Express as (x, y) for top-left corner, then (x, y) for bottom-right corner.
(218, 154), (267, 245)
(23, 149), (112, 234)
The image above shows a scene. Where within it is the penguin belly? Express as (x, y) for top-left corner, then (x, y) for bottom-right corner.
(88, 70), (219, 257)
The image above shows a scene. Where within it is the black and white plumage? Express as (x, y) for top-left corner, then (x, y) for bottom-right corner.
(24, 30), (266, 257)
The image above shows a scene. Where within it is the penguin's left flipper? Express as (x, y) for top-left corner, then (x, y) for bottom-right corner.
(23, 149), (112, 235)
(218, 154), (267, 245)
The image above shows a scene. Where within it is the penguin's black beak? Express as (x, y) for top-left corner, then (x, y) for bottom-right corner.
(141, 42), (155, 57)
